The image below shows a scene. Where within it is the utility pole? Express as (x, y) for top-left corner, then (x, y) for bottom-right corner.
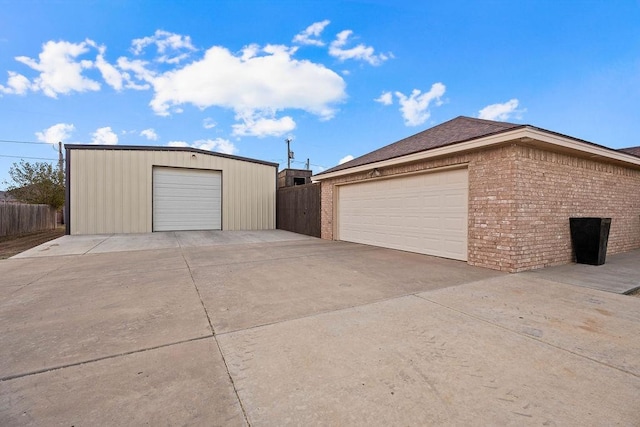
(58, 141), (65, 225)
(305, 158), (310, 170)
(285, 137), (293, 169)
(57, 141), (63, 173)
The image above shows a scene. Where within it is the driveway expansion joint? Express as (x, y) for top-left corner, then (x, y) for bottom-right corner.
(212, 289), (444, 337)
(0, 335), (214, 383)
(8, 255), (78, 296)
(81, 234), (114, 255)
(180, 248), (252, 426)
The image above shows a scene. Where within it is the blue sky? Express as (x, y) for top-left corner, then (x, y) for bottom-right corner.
(1, 0), (639, 188)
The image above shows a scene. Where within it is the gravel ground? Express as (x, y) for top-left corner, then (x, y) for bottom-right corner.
(0, 227), (65, 259)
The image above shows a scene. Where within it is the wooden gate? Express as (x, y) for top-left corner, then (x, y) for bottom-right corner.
(276, 183), (321, 237)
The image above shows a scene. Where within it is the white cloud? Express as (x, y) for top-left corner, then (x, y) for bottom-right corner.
(14, 40), (100, 98)
(91, 43), (127, 91)
(140, 128), (158, 140)
(131, 30), (196, 64)
(35, 123), (75, 144)
(3, 31), (348, 137)
(94, 55), (123, 90)
(147, 43), (345, 136)
(194, 138), (237, 154)
(329, 30), (390, 65)
(375, 91), (393, 105)
(0, 71), (31, 95)
(202, 117), (216, 129)
(293, 20), (331, 46)
(167, 140), (189, 147)
(478, 98), (523, 121)
(395, 83), (446, 126)
(232, 112), (296, 137)
(168, 138), (237, 155)
(91, 126), (118, 145)
(3, 38), (152, 96)
(338, 154), (354, 165)
(115, 57), (153, 90)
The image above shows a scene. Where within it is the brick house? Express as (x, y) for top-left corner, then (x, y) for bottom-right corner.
(313, 116), (640, 273)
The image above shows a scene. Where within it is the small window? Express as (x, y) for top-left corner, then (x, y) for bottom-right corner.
(293, 177), (306, 186)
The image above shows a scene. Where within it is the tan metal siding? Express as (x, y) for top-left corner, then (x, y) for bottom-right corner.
(70, 149), (276, 234)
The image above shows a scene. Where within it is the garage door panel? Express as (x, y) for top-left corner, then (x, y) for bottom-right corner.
(338, 168), (468, 261)
(153, 167), (222, 232)
(443, 220), (465, 233)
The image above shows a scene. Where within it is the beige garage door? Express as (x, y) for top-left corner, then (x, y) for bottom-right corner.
(153, 167), (222, 231)
(337, 168), (468, 260)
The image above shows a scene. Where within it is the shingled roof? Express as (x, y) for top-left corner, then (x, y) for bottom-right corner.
(619, 146), (640, 157)
(317, 116), (523, 175)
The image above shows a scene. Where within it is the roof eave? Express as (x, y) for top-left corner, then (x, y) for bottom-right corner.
(65, 144), (279, 168)
(312, 127), (640, 181)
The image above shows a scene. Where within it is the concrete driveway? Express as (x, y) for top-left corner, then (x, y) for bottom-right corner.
(1, 230), (639, 425)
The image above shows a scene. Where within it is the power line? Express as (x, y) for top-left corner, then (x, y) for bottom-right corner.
(0, 139), (51, 145)
(0, 154), (57, 161)
(290, 159), (327, 169)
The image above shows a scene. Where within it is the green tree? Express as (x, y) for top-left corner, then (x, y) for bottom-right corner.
(4, 160), (65, 209)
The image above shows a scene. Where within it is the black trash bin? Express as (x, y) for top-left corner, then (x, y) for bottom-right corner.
(569, 217), (611, 265)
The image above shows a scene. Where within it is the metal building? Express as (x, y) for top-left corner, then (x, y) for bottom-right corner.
(65, 145), (277, 235)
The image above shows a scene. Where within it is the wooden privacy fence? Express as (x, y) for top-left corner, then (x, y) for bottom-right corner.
(277, 182), (321, 238)
(0, 203), (57, 237)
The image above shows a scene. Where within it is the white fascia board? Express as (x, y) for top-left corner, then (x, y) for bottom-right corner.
(313, 127), (640, 181)
(522, 127), (640, 165)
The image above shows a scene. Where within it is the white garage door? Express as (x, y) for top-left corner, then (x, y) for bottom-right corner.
(337, 168), (468, 260)
(153, 167), (222, 231)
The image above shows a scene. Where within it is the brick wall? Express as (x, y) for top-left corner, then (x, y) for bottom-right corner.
(508, 145), (640, 272)
(319, 143), (640, 272)
(320, 181), (335, 240)
(467, 145), (520, 271)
